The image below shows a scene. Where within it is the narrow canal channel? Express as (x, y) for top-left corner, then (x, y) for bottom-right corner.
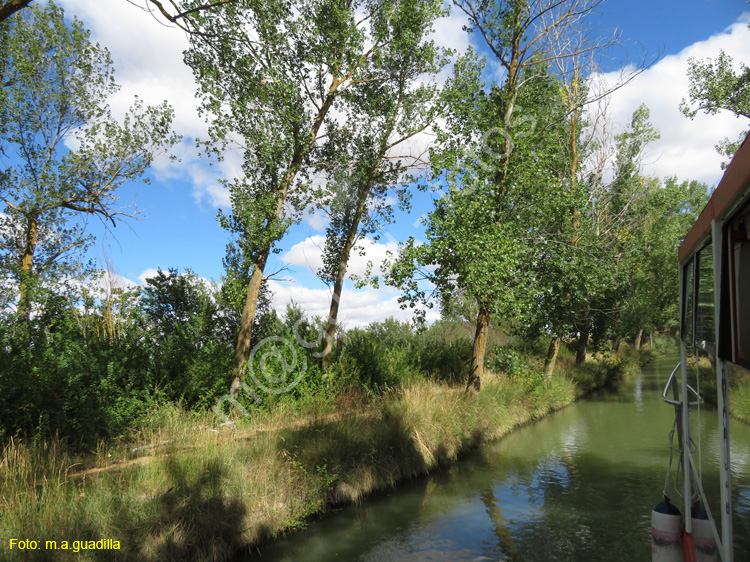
(245, 354), (750, 561)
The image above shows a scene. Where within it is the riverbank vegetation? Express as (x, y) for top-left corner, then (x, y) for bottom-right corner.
(730, 374), (750, 424)
(0, 325), (642, 561)
(678, 354), (750, 424)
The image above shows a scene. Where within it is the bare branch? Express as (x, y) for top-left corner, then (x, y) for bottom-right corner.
(145, 0), (235, 25)
(0, 0), (32, 23)
(38, 239), (89, 274)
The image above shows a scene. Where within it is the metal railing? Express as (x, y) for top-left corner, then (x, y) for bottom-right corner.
(662, 362), (704, 407)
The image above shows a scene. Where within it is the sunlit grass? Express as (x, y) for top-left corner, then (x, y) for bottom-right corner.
(731, 383), (750, 424)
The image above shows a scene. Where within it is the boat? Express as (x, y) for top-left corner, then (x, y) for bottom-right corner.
(652, 131), (750, 562)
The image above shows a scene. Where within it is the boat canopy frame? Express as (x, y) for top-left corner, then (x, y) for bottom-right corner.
(675, 131), (750, 562)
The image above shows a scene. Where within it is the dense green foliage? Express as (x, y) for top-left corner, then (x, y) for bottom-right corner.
(0, 280), (636, 448)
(681, 49), (750, 167)
(0, 0), (721, 452)
(0, 270), (237, 446)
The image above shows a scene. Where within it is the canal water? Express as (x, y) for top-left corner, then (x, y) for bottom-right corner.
(246, 353), (750, 561)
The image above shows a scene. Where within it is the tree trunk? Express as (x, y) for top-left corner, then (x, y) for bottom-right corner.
(230, 249), (269, 396)
(0, 0), (33, 23)
(634, 328), (643, 351)
(229, 91), (340, 396)
(321, 154), (386, 368)
(17, 213), (38, 326)
(575, 331), (589, 367)
(321, 87), (403, 366)
(544, 336), (561, 382)
(612, 335), (621, 353)
(466, 304), (490, 393)
(569, 103), (581, 247)
(321, 255), (347, 370)
(650, 333), (654, 349)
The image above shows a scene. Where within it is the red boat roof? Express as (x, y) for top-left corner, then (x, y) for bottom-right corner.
(678, 131), (750, 264)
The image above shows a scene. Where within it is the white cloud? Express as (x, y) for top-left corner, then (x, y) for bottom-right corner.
(60, 0), (203, 135)
(281, 235), (327, 274)
(200, 182), (232, 210)
(431, 3), (473, 82)
(137, 267), (163, 285)
(59, 0), (231, 206)
(597, 15), (750, 186)
(267, 279), (438, 328)
(90, 271), (138, 293)
(273, 234), (443, 328)
(280, 235), (400, 279)
(302, 208), (330, 232)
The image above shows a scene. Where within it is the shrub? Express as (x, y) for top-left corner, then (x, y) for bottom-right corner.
(414, 321), (473, 383)
(0, 269), (241, 448)
(339, 318), (418, 390)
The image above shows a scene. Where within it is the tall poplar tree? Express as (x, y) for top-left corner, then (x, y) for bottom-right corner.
(180, 0), (450, 393)
(316, 0), (449, 367)
(0, 2), (178, 329)
(389, 0), (605, 392)
(681, 50), (750, 168)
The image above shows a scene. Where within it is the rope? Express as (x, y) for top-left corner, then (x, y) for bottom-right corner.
(695, 355), (703, 505)
(663, 412), (677, 499)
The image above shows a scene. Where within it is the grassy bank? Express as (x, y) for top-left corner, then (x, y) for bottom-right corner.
(730, 363), (750, 424)
(687, 352), (750, 425)
(0, 349), (636, 562)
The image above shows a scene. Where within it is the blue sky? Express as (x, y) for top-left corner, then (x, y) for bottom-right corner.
(54, 0), (750, 326)
(594, 0), (747, 58)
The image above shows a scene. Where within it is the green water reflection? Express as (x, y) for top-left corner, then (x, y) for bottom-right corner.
(244, 354), (750, 561)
